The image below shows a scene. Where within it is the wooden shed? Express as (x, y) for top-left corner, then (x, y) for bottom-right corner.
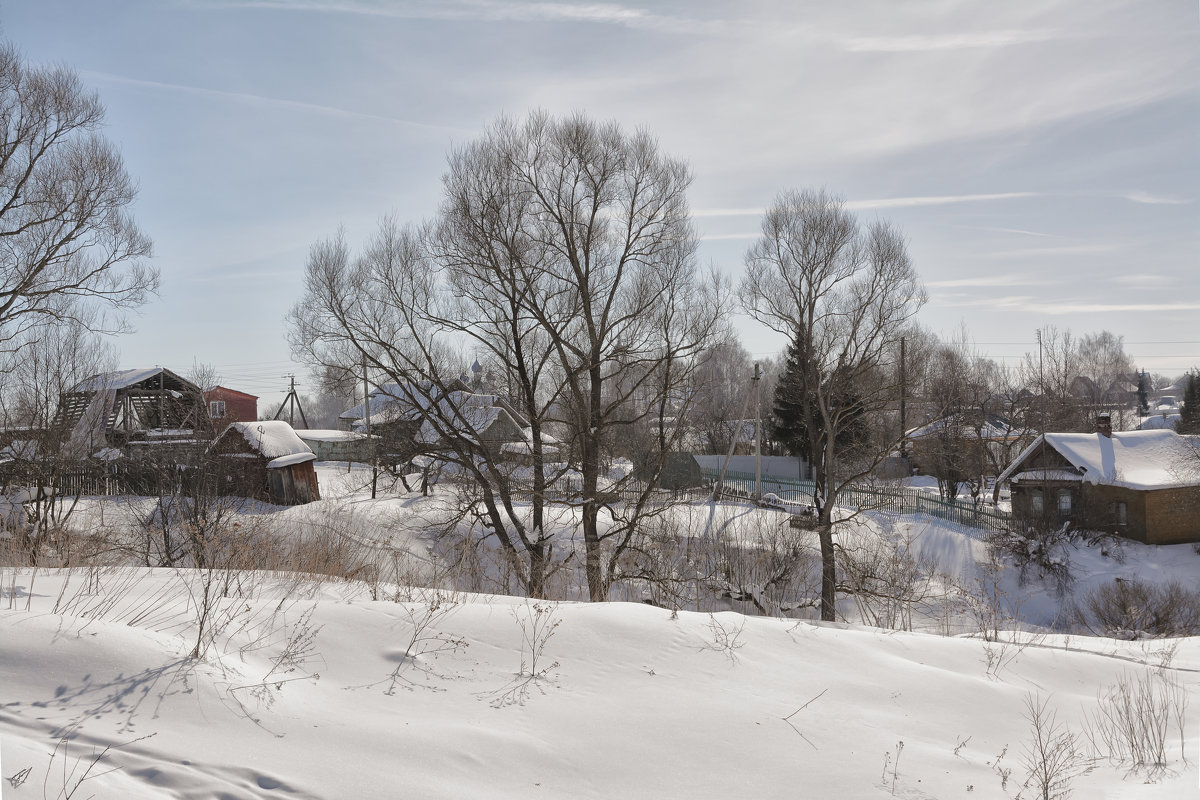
(209, 421), (320, 505)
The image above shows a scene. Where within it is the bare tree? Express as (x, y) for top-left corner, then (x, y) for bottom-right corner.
(739, 187), (926, 621)
(1077, 330), (1133, 423)
(0, 316), (119, 563)
(690, 336), (754, 454)
(0, 42), (156, 356)
(467, 112), (726, 601)
(290, 112), (725, 602)
(1024, 325), (1086, 432)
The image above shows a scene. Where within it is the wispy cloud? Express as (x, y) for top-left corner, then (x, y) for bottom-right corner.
(699, 232), (760, 241)
(974, 243), (1118, 258)
(1122, 190), (1192, 205)
(845, 192), (1040, 210)
(84, 71), (475, 134)
(693, 192), (1039, 219)
(927, 275), (1062, 288)
(208, 0), (720, 32)
(967, 226), (1056, 238)
(839, 29), (1068, 53)
(940, 296), (1200, 314)
(692, 208), (763, 218)
(1108, 273), (1171, 287)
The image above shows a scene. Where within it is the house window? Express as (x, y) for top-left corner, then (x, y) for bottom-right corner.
(1031, 489), (1043, 514)
(1112, 501), (1127, 526)
(1057, 490), (1072, 514)
(209, 400), (226, 418)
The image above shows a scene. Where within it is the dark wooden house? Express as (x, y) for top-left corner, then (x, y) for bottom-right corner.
(997, 420), (1200, 545)
(209, 421), (320, 505)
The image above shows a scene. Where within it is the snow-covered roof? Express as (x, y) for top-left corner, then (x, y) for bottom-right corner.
(906, 413), (1017, 441)
(214, 421), (316, 466)
(1008, 469), (1085, 484)
(294, 429), (372, 442)
(70, 367), (200, 393)
(415, 393), (508, 444)
(1138, 413), (1180, 431)
(999, 429), (1200, 490)
(268, 452), (318, 469)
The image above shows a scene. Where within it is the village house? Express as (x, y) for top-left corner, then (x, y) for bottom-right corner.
(338, 379), (533, 460)
(997, 414), (1200, 544)
(906, 412), (1027, 480)
(203, 386), (258, 426)
(209, 420), (320, 505)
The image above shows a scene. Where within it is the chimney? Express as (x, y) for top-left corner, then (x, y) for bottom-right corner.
(1096, 412), (1113, 438)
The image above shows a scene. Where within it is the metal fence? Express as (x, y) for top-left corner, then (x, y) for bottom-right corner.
(705, 468), (1013, 532)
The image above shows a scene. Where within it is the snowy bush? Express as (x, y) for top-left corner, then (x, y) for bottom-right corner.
(1073, 578), (1200, 638)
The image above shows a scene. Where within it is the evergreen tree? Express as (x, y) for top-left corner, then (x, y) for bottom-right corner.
(1178, 371), (1200, 434)
(771, 327), (818, 464)
(772, 326), (867, 473)
(1136, 370), (1150, 416)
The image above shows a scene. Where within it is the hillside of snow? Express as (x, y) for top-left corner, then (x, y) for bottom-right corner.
(2, 569), (1198, 799)
(3, 464), (1199, 798)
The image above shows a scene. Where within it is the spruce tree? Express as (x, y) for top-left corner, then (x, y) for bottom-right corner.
(772, 326), (868, 472)
(1178, 371), (1200, 434)
(1136, 370), (1150, 416)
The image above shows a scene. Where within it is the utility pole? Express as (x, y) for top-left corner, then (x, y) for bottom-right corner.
(362, 355), (377, 499)
(1036, 328), (1045, 435)
(899, 336), (907, 460)
(753, 362), (762, 501)
(273, 375), (309, 429)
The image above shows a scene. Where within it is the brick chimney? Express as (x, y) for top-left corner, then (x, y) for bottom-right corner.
(1096, 412), (1113, 438)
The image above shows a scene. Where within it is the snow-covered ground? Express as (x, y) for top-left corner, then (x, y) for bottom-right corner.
(2, 463), (1198, 798)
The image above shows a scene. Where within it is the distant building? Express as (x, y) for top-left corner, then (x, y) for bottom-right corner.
(204, 386), (258, 425)
(294, 429), (374, 462)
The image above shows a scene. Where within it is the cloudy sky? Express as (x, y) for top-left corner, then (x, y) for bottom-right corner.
(5, 1), (1198, 405)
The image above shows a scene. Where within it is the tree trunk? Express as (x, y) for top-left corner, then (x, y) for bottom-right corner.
(817, 522), (836, 622)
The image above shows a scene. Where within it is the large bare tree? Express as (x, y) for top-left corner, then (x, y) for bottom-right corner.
(0, 43), (156, 355)
(290, 112), (725, 601)
(740, 188), (926, 621)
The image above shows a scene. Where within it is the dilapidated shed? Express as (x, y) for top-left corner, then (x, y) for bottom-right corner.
(209, 421), (320, 505)
(52, 368), (210, 453)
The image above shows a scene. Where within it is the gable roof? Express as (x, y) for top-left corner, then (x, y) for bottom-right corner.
(205, 385), (259, 400)
(999, 429), (1200, 491)
(906, 413), (1018, 441)
(72, 367), (198, 394)
(212, 420), (316, 468)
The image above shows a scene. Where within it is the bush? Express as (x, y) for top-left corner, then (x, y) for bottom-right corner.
(986, 525), (1073, 595)
(1076, 578), (1200, 638)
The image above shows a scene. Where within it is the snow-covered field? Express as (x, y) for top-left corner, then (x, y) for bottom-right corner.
(2, 464), (1198, 798)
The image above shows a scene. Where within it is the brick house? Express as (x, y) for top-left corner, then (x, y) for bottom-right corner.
(204, 386), (258, 426)
(997, 416), (1200, 544)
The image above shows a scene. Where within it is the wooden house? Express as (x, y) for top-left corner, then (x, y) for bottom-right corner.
(209, 421), (320, 505)
(997, 417), (1200, 544)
